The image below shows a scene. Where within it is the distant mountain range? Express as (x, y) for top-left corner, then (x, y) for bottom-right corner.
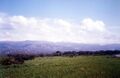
(0, 41), (120, 55)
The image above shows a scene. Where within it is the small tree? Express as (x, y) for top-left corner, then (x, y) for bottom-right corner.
(55, 51), (62, 56)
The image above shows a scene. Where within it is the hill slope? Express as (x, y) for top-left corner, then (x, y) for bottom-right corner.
(0, 56), (120, 78)
(0, 41), (120, 55)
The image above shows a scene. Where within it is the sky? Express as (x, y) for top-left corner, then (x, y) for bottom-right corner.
(0, 0), (120, 44)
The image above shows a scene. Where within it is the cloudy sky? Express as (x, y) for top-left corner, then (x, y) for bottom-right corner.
(0, 0), (120, 44)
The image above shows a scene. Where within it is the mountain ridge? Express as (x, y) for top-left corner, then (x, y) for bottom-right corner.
(0, 41), (120, 55)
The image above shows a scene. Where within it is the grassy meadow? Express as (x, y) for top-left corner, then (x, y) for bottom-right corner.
(0, 56), (120, 78)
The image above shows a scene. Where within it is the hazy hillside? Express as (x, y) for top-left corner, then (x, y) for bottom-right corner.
(0, 41), (120, 55)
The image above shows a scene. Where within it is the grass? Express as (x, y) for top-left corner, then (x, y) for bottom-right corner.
(0, 56), (120, 78)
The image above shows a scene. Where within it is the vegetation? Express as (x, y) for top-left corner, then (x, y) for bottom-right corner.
(0, 56), (120, 78)
(0, 54), (35, 65)
(32, 50), (120, 57)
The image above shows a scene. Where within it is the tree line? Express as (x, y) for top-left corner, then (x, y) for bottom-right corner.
(0, 50), (120, 65)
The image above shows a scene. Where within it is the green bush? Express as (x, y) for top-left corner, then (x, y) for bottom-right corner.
(0, 57), (24, 65)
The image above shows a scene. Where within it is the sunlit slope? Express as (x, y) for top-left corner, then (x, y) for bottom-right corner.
(0, 56), (120, 78)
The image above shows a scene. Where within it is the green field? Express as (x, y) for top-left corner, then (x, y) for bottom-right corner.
(0, 56), (120, 78)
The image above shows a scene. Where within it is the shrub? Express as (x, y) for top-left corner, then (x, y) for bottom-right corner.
(0, 56), (24, 65)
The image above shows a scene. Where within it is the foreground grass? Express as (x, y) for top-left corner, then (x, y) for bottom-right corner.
(0, 56), (120, 78)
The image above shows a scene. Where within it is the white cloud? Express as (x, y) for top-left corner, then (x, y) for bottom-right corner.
(0, 17), (3, 24)
(80, 18), (105, 32)
(0, 13), (119, 44)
